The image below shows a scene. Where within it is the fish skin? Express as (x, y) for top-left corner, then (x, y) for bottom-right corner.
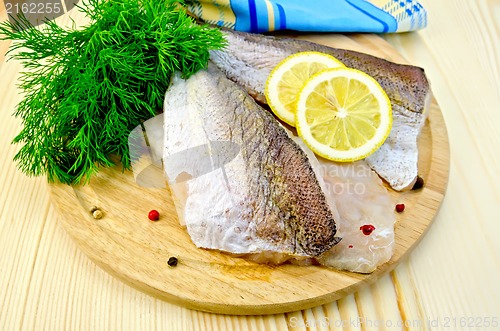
(210, 29), (431, 191)
(163, 63), (340, 257)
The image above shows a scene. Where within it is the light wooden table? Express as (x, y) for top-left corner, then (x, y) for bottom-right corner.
(1, 1), (499, 330)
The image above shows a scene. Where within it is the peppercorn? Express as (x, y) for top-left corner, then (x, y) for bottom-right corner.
(167, 257), (178, 267)
(360, 224), (375, 235)
(148, 210), (160, 221)
(395, 203), (405, 213)
(90, 206), (103, 219)
(412, 176), (424, 190)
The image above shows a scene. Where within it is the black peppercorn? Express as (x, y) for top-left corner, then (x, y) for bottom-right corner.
(412, 176), (424, 190)
(167, 257), (178, 267)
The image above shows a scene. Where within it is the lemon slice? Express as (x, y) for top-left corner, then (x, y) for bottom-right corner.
(296, 67), (392, 162)
(265, 51), (345, 126)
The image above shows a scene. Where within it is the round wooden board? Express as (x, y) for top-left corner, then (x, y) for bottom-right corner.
(49, 34), (450, 315)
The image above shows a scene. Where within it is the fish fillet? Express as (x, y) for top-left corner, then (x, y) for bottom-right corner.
(291, 135), (395, 273)
(163, 63), (341, 259)
(161, 64), (395, 273)
(131, 110), (395, 272)
(210, 30), (431, 191)
(316, 160), (395, 273)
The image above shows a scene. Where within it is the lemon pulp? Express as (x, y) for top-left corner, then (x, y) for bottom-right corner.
(295, 67), (392, 162)
(265, 51), (345, 126)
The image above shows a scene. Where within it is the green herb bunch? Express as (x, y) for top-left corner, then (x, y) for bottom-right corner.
(0, 0), (226, 184)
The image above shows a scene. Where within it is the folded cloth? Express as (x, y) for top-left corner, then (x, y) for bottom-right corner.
(186, 0), (427, 33)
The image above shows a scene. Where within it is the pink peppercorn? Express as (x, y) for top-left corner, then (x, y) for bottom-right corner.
(148, 210), (160, 221)
(395, 204), (405, 213)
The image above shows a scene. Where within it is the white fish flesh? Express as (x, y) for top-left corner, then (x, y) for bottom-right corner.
(290, 135), (395, 273)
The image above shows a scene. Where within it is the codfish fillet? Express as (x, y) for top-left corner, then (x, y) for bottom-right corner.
(317, 160), (395, 273)
(291, 136), (395, 273)
(210, 30), (431, 191)
(163, 64), (341, 258)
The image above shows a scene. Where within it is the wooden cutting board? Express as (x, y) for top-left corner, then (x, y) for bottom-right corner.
(49, 33), (449, 315)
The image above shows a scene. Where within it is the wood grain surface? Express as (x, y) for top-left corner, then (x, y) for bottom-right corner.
(47, 32), (449, 315)
(1, 0), (499, 330)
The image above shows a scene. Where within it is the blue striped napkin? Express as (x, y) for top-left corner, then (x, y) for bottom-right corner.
(186, 0), (427, 33)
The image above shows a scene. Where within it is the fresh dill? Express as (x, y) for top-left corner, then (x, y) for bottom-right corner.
(0, 0), (226, 184)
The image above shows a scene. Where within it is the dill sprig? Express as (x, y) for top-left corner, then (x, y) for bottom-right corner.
(0, 0), (226, 184)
